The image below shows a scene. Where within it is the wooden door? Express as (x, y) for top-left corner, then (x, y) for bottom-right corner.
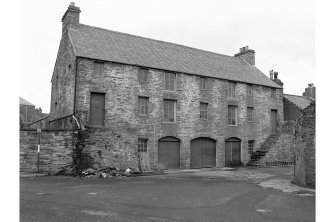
(225, 138), (241, 167)
(271, 109), (278, 132)
(158, 137), (180, 170)
(89, 92), (105, 126)
(190, 138), (216, 168)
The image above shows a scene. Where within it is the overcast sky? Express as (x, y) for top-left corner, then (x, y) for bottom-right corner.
(19, 0), (315, 113)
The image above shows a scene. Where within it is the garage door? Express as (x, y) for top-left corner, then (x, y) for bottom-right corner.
(190, 138), (216, 168)
(158, 137), (180, 170)
(225, 138), (241, 167)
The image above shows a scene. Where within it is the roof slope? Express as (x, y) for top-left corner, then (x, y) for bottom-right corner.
(68, 24), (281, 88)
(284, 94), (314, 110)
(19, 97), (35, 106)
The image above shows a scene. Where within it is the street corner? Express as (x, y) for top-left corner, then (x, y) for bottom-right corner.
(257, 179), (315, 196)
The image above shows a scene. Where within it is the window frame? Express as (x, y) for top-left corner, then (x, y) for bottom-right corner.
(138, 96), (149, 116)
(164, 72), (176, 91)
(94, 61), (104, 77)
(271, 88), (276, 99)
(200, 77), (207, 90)
(199, 102), (208, 119)
(228, 82), (237, 98)
(247, 84), (253, 96)
(228, 105), (238, 126)
(163, 99), (177, 122)
(247, 107), (253, 122)
(248, 140), (254, 154)
(137, 138), (148, 152)
(138, 68), (149, 83)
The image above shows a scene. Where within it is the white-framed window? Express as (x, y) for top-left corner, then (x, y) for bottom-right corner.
(228, 105), (238, 126)
(138, 68), (148, 82)
(247, 84), (253, 96)
(200, 102), (208, 119)
(200, 77), (207, 90)
(228, 82), (236, 98)
(138, 97), (149, 115)
(248, 140), (254, 154)
(247, 107), (253, 122)
(138, 138), (148, 152)
(163, 99), (176, 122)
(165, 73), (176, 91)
(94, 61), (104, 77)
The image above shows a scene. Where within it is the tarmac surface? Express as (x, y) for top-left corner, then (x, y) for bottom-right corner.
(20, 166), (315, 222)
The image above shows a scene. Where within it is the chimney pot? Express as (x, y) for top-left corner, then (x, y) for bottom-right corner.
(269, 70), (274, 79)
(245, 46), (249, 51)
(70, 2), (75, 6)
(274, 72), (278, 80)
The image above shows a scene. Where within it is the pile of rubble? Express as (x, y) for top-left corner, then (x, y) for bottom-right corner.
(55, 166), (144, 178)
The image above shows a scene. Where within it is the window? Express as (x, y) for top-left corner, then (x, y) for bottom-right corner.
(247, 84), (253, 96)
(200, 102), (208, 119)
(138, 68), (148, 82)
(228, 82), (236, 98)
(228, 105), (237, 126)
(271, 88), (276, 99)
(163, 99), (176, 122)
(200, 77), (207, 90)
(54, 102), (58, 110)
(94, 62), (104, 77)
(165, 73), (176, 91)
(247, 107), (253, 122)
(248, 140), (254, 154)
(138, 138), (148, 152)
(138, 97), (149, 115)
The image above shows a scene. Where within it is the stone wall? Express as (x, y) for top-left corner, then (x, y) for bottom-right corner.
(71, 58), (283, 169)
(294, 101), (315, 188)
(20, 130), (74, 173)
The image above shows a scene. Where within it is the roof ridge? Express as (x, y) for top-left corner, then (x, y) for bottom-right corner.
(284, 93), (313, 99)
(77, 24), (235, 59)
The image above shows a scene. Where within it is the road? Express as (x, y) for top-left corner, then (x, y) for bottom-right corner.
(20, 167), (315, 222)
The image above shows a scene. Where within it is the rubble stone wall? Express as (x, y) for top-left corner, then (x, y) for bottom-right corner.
(72, 58), (283, 169)
(294, 102), (315, 188)
(20, 130), (74, 173)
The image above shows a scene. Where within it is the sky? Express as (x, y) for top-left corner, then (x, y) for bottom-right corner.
(19, 0), (315, 113)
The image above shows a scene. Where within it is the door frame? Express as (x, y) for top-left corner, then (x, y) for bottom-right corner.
(225, 137), (241, 167)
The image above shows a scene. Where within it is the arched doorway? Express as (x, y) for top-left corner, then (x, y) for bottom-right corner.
(225, 137), (241, 166)
(190, 137), (216, 168)
(158, 137), (180, 170)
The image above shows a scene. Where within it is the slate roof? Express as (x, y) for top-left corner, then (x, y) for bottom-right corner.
(284, 94), (314, 110)
(19, 97), (35, 106)
(68, 24), (281, 88)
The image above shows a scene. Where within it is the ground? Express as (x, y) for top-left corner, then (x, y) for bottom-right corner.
(20, 166), (315, 222)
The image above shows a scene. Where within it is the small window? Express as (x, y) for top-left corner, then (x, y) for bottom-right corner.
(247, 84), (253, 96)
(247, 107), (253, 122)
(271, 88), (276, 99)
(228, 105), (237, 126)
(94, 62), (104, 77)
(138, 68), (148, 82)
(248, 140), (254, 154)
(200, 77), (207, 90)
(163, 99), (176, 122)
(200, 102), (208, 119)
(138, 138), (148, 152)
(138, 97), (149, 115)
(165, 73), (176, 91)
(228, 82), (236, 98)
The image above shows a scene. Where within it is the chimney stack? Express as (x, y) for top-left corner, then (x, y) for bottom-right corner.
(269, 70), (274, 80)
(61, 2), (81, 35)
(269, 70), (283, 86)
(303, 83), (316, 99)
(234, 46), (255, 66)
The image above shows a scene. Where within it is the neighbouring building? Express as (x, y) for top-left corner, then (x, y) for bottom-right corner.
(20, 97), (49, 128)
(283, 94), (314, 121)
(22, 3), (286, 172)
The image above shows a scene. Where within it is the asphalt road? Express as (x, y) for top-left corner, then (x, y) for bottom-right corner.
(20, 168), (315, 222)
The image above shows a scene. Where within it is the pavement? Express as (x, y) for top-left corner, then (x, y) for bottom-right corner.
(20, 166), (315, 222)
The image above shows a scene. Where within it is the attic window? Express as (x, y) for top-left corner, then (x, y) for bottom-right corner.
(200, 77), (207, 90)
(228, 82), (236, 98)
(271, 88), (276, 99)
(247, 84), (253, 96)
(94, 62), (104, 77)
(138, 68), (148, 82)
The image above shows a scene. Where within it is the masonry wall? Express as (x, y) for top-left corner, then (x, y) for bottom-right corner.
(72, 58), (283, 170)
(294, 102), (315, 188)
(20, 130), (74, 173)
(283, 97), (302, 121)
(50, 30), (76, 120)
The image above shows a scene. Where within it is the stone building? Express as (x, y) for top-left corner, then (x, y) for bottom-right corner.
(283, 94), (314, 121)
(48, 3), (284, 171)
(20, 97), (48, 128)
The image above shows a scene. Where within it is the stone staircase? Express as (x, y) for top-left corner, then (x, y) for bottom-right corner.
(247, 133), (280, 166)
